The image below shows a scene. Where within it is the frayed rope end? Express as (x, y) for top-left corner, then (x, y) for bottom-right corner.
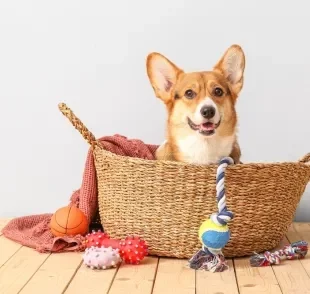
(189, 248), (229, 273)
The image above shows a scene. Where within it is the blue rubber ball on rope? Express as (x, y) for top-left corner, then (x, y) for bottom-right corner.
(199, 217), (230, 254)
(189, 157), (234, 272)
(200, 157), (234, 254)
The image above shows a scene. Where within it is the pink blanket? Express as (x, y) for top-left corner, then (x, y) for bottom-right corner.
(2, 135), (157, 253)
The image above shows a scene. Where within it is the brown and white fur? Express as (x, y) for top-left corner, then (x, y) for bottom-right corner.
(146, 45), (245, 165)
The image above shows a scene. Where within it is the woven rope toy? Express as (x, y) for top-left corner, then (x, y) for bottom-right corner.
(250, 241), (308, 267)
(189, 157), (234, 273)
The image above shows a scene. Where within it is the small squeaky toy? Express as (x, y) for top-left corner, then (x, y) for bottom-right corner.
(82, 246), (121, 269)
(250, 241), (308, 267)
(84, 230), (149, 264)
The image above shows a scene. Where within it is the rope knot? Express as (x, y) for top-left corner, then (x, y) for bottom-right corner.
(210, 211), (233, 226)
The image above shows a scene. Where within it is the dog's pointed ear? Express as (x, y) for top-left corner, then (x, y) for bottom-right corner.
(146, 52), (183, 103)
(214, 45), (245, 95)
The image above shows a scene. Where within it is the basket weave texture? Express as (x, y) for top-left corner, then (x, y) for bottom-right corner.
(59, 103), (310, 258)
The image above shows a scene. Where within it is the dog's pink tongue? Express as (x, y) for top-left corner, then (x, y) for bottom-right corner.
(201, 122), (215, 131)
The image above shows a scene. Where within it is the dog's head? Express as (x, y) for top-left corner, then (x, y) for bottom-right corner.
(146, 45), (245, 137)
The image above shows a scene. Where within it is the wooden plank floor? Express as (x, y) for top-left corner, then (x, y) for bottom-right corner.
(1, 219), (310, 294)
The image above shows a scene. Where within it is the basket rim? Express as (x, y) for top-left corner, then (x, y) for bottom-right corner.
(94, 146), (310, 170)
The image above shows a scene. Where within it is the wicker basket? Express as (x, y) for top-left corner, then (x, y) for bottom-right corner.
(59, 103), (310, 258)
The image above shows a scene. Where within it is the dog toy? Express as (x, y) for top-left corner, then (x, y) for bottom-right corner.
(82, 246), (122, 269)
(189, 157), (234, 273)
(84, 231), (148, 264)
(249, 241), (308, 267)
(50, 205), (88, 237)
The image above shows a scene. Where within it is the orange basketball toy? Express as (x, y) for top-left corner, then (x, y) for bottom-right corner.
(50, 206), (88, 237)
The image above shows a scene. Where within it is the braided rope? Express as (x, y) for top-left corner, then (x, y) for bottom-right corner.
(250, 241), (308, 267)
(211, 157), (234, 226)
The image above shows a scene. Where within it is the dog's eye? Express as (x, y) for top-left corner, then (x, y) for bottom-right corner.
(185, 89), (196, 99)
(213, 87), (223, 97)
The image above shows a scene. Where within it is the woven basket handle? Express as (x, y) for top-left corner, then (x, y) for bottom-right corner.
(58, 103), (101, 149)
(299, 153), (310, 165)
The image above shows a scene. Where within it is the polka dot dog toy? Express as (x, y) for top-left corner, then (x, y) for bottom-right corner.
(83, 246), (121, 270)
(189, 157), (234, 273)
(83, 230), (148, 267)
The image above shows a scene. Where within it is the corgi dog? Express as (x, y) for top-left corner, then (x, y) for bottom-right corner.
(146, 45), (245, 165)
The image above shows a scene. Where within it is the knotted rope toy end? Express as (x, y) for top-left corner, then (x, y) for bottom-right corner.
(189, 157), (234, 273)
(250, 240), (308, 267)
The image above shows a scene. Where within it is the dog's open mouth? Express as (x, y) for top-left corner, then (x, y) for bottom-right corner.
(187, 117), (221, 136)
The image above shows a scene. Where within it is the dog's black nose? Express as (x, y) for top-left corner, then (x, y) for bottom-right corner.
(200, 106), (215, 119)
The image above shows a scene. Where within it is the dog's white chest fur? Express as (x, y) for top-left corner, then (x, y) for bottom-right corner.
(177, 134), (234, 165)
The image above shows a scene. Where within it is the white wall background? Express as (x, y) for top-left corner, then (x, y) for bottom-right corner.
(0, 0), (309, 220)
